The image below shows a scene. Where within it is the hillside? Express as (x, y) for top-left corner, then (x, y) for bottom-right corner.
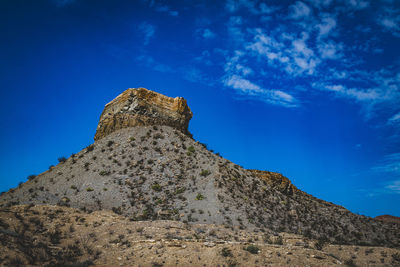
(0, 87), (399, 266)
(1, 204), (400, 267)
(375, 215), (400, 225)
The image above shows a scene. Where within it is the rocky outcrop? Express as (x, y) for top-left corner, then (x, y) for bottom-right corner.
(94, 88), (193, 140)
(249, 170), (299, 196)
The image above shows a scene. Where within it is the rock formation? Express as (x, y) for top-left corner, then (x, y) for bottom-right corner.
(94, 87), (192, 140)
(375, 215), (400, 224)
(249, 170), (299, 196)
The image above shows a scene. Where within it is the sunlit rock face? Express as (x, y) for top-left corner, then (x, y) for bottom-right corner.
(94, 87), (193, 140)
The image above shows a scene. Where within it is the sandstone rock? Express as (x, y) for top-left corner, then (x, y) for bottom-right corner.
(94, 88), (192, 140)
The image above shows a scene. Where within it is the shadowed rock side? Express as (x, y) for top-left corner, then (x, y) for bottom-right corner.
(94, 88), (192, 141)
(0, 87), (399, 253)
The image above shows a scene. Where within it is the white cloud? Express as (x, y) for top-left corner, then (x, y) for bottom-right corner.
(289, 1), (312, 19)
(225, 0), (254, 13)
(227, 16), (245, 44)
(202, 29), (216, 39)
(224, 75), (298, 107)
(246, 30), (320, 76)
(389, 112), (400, 124)
(347, 0), (369, 10)
(385, 180), (400, 194)
(373, 153), (400, 174)
(316, 15), (336, 38)
(259, 3), (280, 14)
(225, 0), (279, 15)
(138, 22), (156, 45)
(318, 41), (343, 59)
(307, 0), (333, 8)
(377, 7), (400, 36)
(225, 75), (263, 94)
(235, 64), (253, 76)
(155, 5), (179, 16)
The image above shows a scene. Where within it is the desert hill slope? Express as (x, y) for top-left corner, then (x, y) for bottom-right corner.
(0, 88), (399, 250)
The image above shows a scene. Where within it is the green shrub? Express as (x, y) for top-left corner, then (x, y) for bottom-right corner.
(152, 183), (162, 192)
(393, 253), (400, 263)
(200, 170), (211, 177)
(86, 187), (94, 192)
(99, 170), (110, 176)
(58, 157), (67, 163)
(86, 144), (95, 152)
(187, 146), (195, 153)
(221, 247), (233, 257)
(195, 193), (205, 200)
(275, 236), (283, 245)
(315, 239), (326, 250)
(107, 140), (114, 147)
(27, 174), (37, 181)
(344, 259), (358, 267)
(244, 245), (259, 254)
(175, 187), (186, 194)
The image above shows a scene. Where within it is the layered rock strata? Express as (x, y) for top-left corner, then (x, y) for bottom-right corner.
(94, 88), (192, 140)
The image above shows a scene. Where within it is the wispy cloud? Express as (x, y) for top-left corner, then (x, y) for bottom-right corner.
(223, 75), (298, 107)
(389, 112), (400, 124)
(385, 180), (400, 194)
(316, 15), (336, 38)
(202, 29), (216, 39)
(138, 22), (156, 45)
(225, 0), (279, 15)
(246, 29), (320, 76)
(347, 0), (369, 10)
(155, 5), (179, 16)
(372, 153), (400, 174)
(377, 7), (400, 37)
(317, 41), (343, 59)
(289, 1), (312, 19)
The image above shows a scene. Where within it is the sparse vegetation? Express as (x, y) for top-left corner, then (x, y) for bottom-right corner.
(195, 193), (205, 200)
(221, 247), (233, 257)
(244, 244), (259, 254)
(27, 174), (37, 181)
(86, 144), (95, 152)
(58, 156), (67, 163)
(107, 140), (114, 147)
(200, 169), (211, 177)
(151, 183), (162, 192)
(99, 170), (110, 176)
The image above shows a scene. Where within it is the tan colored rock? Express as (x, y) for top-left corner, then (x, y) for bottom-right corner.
(249, 169), (299, 196)
(94, 88), (193, 140)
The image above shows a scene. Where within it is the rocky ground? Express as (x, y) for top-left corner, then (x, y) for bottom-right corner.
(1, 205), (399, 267)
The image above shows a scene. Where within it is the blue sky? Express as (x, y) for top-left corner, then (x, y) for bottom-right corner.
(1, 0), (399, 217)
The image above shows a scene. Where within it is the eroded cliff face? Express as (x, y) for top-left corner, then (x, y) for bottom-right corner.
(94, 88), (193, 140)
(249, 170), (299, 196)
